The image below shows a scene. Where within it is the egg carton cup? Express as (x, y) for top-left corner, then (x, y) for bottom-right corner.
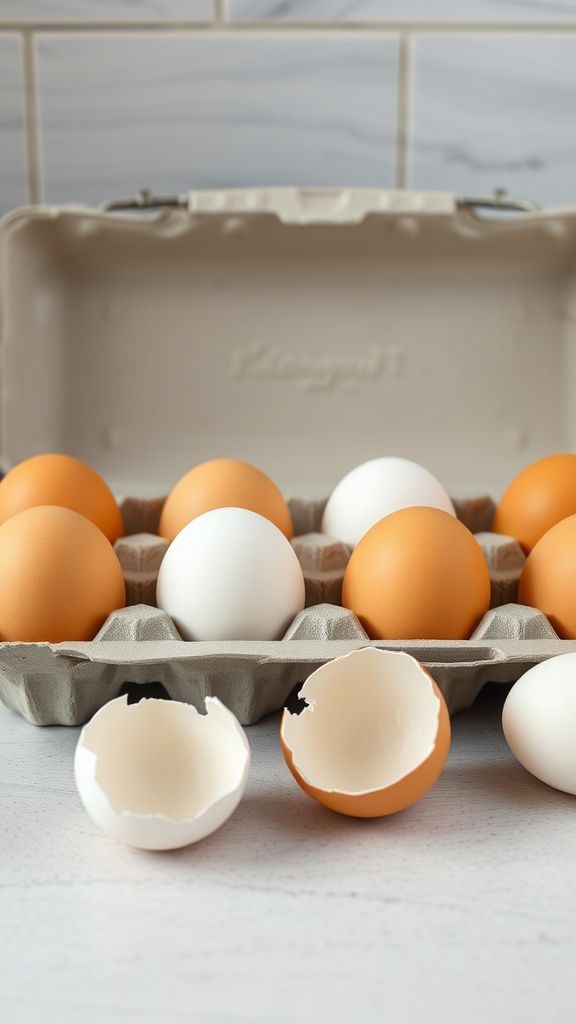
(0, 492), (572, 727)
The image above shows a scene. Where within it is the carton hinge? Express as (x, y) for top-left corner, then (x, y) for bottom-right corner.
(100, 186), (539, 222)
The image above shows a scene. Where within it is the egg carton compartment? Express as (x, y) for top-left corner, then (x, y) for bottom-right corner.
(115, 492), (517, 613)
(0, 492), (573, 727)
(115, 532), (169, 607)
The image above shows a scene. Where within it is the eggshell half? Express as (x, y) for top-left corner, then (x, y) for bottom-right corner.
(74, 696), (251, 850)
(502, 654), (576, 795)
(280, 647), (450, 817)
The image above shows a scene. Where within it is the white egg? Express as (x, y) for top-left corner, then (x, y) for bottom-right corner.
(156, 506), (305, 640)
(74, 695), (251, 850)
(502, 653), (576, 795)
(321, 457), (456, 549)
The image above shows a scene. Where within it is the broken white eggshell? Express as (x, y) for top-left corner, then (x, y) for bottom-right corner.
(280, 647), (451, 817)
(74, 695), (251, 850)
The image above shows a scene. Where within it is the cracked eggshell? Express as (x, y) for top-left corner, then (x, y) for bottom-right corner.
(280, 647), (450, 818)
(74, 696), (251, 850)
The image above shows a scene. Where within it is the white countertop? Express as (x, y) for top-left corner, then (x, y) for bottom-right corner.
(1, 682), (575, 1024)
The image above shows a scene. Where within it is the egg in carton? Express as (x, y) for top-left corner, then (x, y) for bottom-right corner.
(0, 489), (572, 728)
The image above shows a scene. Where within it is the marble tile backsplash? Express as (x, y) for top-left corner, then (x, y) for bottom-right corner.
(1, 3), (576, 217)
(0, 1), (212, 21)
(0, 34), (27, 216)
(228, 1), (576, 21)
(411, 34), (576, 207)
(36, 33), (398, 205)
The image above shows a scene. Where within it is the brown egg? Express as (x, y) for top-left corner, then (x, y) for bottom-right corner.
(158, 458), (293, 542)
(492, 453), (576, 554)
(518, 514), (576, 638)
(0, 505), (126, 642)
(341, 506), (490, 640)
(281, 648), (451, 818)
(0, 453), (124, 544)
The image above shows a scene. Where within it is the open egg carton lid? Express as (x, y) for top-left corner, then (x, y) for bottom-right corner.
(2, 187), (576, 726)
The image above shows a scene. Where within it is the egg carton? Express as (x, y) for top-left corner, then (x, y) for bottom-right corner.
(0, 491), (574, 727)
(3, 191), (576, 727)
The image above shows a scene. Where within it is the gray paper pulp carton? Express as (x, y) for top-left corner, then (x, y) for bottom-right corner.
(1, 188), (575, 726)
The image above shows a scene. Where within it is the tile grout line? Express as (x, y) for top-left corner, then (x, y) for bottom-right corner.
(219, 19), (576, 33)
(394, 34), (413, 190)
(20, 29), (42, 205)
(213, 0), (227, 25)
(3, 20), (576, 33)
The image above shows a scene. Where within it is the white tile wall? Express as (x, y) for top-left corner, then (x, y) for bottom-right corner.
(0, 34), (27, 218)
(1, 5), (576, 217)
(410, 35), (576, 207)
(35, 33), (398, 205)
(228, 1), (576, 21)
(0, 1), (211, 20)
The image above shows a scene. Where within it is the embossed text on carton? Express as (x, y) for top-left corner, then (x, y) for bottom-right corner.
(229, 344), (405, 392)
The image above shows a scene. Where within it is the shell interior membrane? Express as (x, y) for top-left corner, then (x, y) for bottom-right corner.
(282, 648), (441, 794)
(82, 697), (248, 820)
